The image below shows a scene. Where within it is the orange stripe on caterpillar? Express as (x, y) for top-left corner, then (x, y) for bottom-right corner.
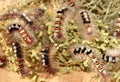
(16, 58), (24, 62)
(67, 0), (74, 5)
(91, 54), (96, 59)
(95, 61), (100, 65)
(55, 21), (61, 24)
(97, 65), (103, 70)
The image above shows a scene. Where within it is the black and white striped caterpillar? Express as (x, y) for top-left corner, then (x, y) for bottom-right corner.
(102, 48), (120, 63)
(41, 46), (54, 74)
(12, 42), (27, 76)
(70, 45), (107, 78)
(7, 24), (33, 45)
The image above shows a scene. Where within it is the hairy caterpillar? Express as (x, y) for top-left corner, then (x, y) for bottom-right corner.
(7, 23), (33, 45)
(12, 42), (27, 76)
(74, 10), (96, 41)
(53, 7), (68, 42)
(53, 2), (76, 42)
(0, 56), (6, 67)
(102, 48), (120, 63)
(70, 45), (107, 79)
(41, 26), (55, 74)
(41, 46), (55, 74)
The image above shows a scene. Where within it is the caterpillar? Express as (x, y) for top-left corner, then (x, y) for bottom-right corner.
(53, 0), (77, 42)
(53, 7), (68, 42)
(41, 46), (54, 74)
(21, 13), (33, 25)
(102, 48), (120, 63)
(12, 42), (27, 76)
(7, 23), (33, 45)
(0, 56), (6, 67)
(70, 45), (107, 78)
(74, 10), (96, 41)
